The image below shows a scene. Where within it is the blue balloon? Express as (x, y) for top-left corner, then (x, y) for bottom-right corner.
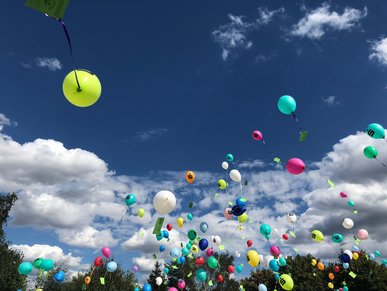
(170, 248), (180, 257)
(236, 197), (247, 208)
(343, 262), (349, 269)
(231, 205), (246, 216)
(274, 274), (280, 280)
(381, 259), (387, 265)
(156, 233), (163, 241)
(226, 153), (234, 162)
(143, 283), (152, 291)
(199, 222), (209, 233)
(179, 256), (186, 264)
(199, 238), (209, 251)
(159, 245), (165, 252)
(258, 283), (268, 291)
(107, 261), (117, 272)
(162, 230), (169, 239)
(181, 247), (189, 256)
(269, 259), (280, 272)
(339, 253), (350, 263)
(134, 288), (140, 291)
(370, 253), (376, 260)
(164, 267), (169, 274)
(53, 270), (65, 283)
(352, 246), (360, 252)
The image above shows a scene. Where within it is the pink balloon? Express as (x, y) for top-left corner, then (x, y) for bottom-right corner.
(177, 279), (186, 289)
(270, 245), (281, 257)
(252, 130), (263, 141)
(101, 246), (111, 258)
(206, 247), (214, 257)
(224, 208), (233, 220)
(286, 158), (305, 175)
(340, 192), (348, 198)
(357, 229), (368, 240)
(168, 288), (178, 291)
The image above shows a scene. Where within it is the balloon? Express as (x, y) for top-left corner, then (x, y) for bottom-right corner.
(162, 230), (169, 239)
(317, 262), (325, 271)
(40, 259), (54, 271)
(168, 288), (178, 291)
(181, 247), (189, 256)
(278, 95), (296, 115)
(191, 245), (199, 253)
(270, 245), (281, 257)
(224, 208), (233, 220)
(185, 171), (195, 184)
(206, 247), (214, 257)
(156, 233), (163, 241)
(352, 252), (359, 260)
(94, 256), (104, 267)
(235, 251), (241, 257)
(107, 261), (117, 272)
(342, 218), (354, 229)
(187, 213), (193, 221)
(370, 253), (376, 260)
(156, 277), (163, 286)
(328, 282), (334, 289)
(286, 158), (305, 175)
(63, 69), (102, 107)
(167, 223), (173, 231)
(33, 258), (43, 269)
(247, 240), (253, 247)
(159, 245), (166, 252)
(258, 284), (268, 291)
(283, 234), (289, 240)
(334, 265), (340, 272)
(343, 287), (349, 291)
(153, 190), (176, 214)
(311, 230), (324, 242)
(252, 130), (263, 141)
(179, 256), (186, 264)
(195, 257), (205, 266)
(18, 262), (33, 275)
(177, 217), (184, 228)
(279, 274), (294, 290)
(246, 250), (260, 267)
(132, 265), (139, 272)
(85, 276), (91, 285)
(366, 123), (385, 139)
(164, 267), (169, 274)
(286, 212), (297, 223)
(143, 283), (152, 291)
(340, 192), (348, 198)
(199, 222), (209, 233)
(196, 269), (207, 282)
(228, 265), (234, 273)
(53, 270), (65, 283)
(102, 246), (111, 258)
(331, 233), (344, 243)
(178, 279), (186, 289)
(232, 205), (246, 216)
(269, 259), (280, 271)
(311, 259), (317, 266)
(211, 236), (222, 245)
(229, 169), (242, 182)
(125, 194), (136, 206)
(236, 265), (243, 273)
(260, 224), (271, 239)
(339, 253), (350, 263)
(352, 246), (360, 252)
(279, 257), (287, 267)
(343, 262), (349, 269)
(218, 179), (228, 190)
(218, 274), (224, 283)
(188, 230), (197, 240)
(138, 208), (145, 218)
(222, 161), (229, 170)
(348, 200), (355, 207)
(199, 238), (209, 251)
(375, 250), (381, 257)
(208, 256), (218, 269)
(236, 197), (247, 208)
(363, 146), (378, 159)
(357, 229), (368, 240)
(275, 274), (280, 280)
(328, 272), (334, 280)
(381, 259), (387, 265)
(226, 153), (234, 162)
(238, 212), (248, 223)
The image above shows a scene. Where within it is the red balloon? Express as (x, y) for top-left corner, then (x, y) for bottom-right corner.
(227, 265), (234, 273)
(167, 223), (173, 231)
(334, 265), (340, 273)
(218, 274), (224, 283)
(247, 240), (253, 247)
(94, 256), (104, 267)
(282, 234), (289, 240)
(252, 130), (263, 141)
(286, 158), (305, 175)
(195, 257), (205, 266)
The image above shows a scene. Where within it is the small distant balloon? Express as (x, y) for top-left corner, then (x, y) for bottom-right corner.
(286, 158), (305, 175)
(185, 171), (195, 184)
(226, 153), (234, 162)
(102, 246), (111, 258)
(177, 217), (184, 228)
(137, 208), (145, 218)
(286, 212), (297, 223)
(252, 130), (263, 141)
(199, 222), (209, 233)
(229, 169), (242, 182)
(340, 192), (348, 198)
(357, 229), (368, 240)
(222, 161), (229, 170)
(311, 230), (324, 242)
(342, 218), (354, 229)
(218, 179), (228, 190)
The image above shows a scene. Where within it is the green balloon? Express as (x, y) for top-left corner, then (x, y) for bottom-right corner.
(207, 256), (218, 269)
(40, 259), (54, 271)
(186, 243), (192, 249)
(278, 95), (296, 115)
(188, 230), (197, 240)
(18, 262), (33, 275)
(364, 146), (378, 159)
(331, 233), (344, 243)
(218, 179), (228, 190)
(33, 258), (44, 269)
(196, 269), (206, 282)
(181, 247), (189, 256)
(366, 123), (385, 139)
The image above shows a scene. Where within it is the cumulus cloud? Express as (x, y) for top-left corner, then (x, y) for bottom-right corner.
(238, 159), (266, 169)
(322, 95), (340, 106)
(256, 7), (285, 25)
(35, 57), (62, 71)
(291, 3), (367, 39)
(369, 37), (387, 66)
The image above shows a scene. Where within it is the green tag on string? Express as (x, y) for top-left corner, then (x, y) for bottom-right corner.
(299, 130), (308, 141)
(274, 157), (281, 163)
(208, 280), (213, 286)
(100, 277), (105, 285)
(218, 245), (225, 251)
(328, 179), (334, 188)
(152, 217), (165, 234)
(188, 202), (193, 208)
(187, 272), (192, 277)
(289, 231), (296, 238)
(349, 271), (357, 278)
(26, 0), (69, 19)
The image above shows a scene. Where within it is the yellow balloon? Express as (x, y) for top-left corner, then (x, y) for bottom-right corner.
(246, 250), (260, 267)
(279, 274), (294, 290)
(328, 282), (334, 289)
(62, 69), (102, 107)
(218, 179), (228, 190)
(191, 245), (199, 254)
(311, 230), (324, 242)
(311, 259), (317, 266)
(238, 213), (248, 223)
(177, 217), (184, 228)
(353, 252), (359, 260)
(137, 208), (145, 218)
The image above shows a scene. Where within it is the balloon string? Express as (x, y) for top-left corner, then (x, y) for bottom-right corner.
(262, 139), (278, 161)
(228, 224), (240, 240)
(222, 220), (230, 239)
(90, 266), (96, 278)
(375, 158), (387, 168)
(291, 112), (304, 133)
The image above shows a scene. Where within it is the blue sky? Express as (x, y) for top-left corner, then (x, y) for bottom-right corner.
(1, 0), (387, 287)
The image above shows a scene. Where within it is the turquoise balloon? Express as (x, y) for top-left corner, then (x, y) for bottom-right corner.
(269, 259), (280, 272)
(366, 123), (385, 139)
(226, 153), (234, 162)
(196, 269), (206, 282)
(125, 194), (136, 206)
(279, 257), (287, 267)
(331, 233), (344, 243)
(364, 146), (378, 159)
(18, 262), (33, 275)
(381, 259), (387, 265)
(236, 265), (243, 273)
(260, 224), (272, 237)
(348, 200), (355, 207)
(278, 95), (296, 115)
(187, 213), (193, 221)
(181, 247), (189, 256)
(40, 259), (54, 271)
(343, 286), (349, 291)
(164, 267), (169, 274)
(375, 250), (381, 257)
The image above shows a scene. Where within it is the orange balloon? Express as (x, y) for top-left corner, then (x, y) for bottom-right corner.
(317, 262), (325, 271)
(328, 273), (334, 280)
(185, 171), (195, 184)
(85, 276), (91, 285)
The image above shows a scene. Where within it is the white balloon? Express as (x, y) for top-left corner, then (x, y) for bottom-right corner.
(153, 190), (176, 214)
(222, 161), (229, 170)
(156, 277), (163, 286)
(235, 251), (241, 258)
(211, 235), (221, 245)
(229, 169), (241, 183)
(342, 218), (354, 229)
(286, 212), (297, 223)
(258, 284), (268, 291)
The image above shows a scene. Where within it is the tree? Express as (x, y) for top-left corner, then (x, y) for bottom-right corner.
(0, 193), (27, 291)
(148, 261), (167, 290)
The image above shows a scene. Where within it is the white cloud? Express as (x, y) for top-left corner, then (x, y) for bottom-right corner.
(134, 128), (168, 142)
(238, 159), (266, 169)
(256, 7), (285, 25)
(291, 3), (367, 39)
(322, 95), (340, 106)
(132, 256), (158, 273)
(35, 57), (62, 71)
(370, 37), (387, 66)
(58, 227), (118, 248)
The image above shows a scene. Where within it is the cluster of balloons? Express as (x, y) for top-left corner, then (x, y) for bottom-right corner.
(18, 257), (55, 276)
(364, 123), (386, 167)
(85, 246), (117, 286)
